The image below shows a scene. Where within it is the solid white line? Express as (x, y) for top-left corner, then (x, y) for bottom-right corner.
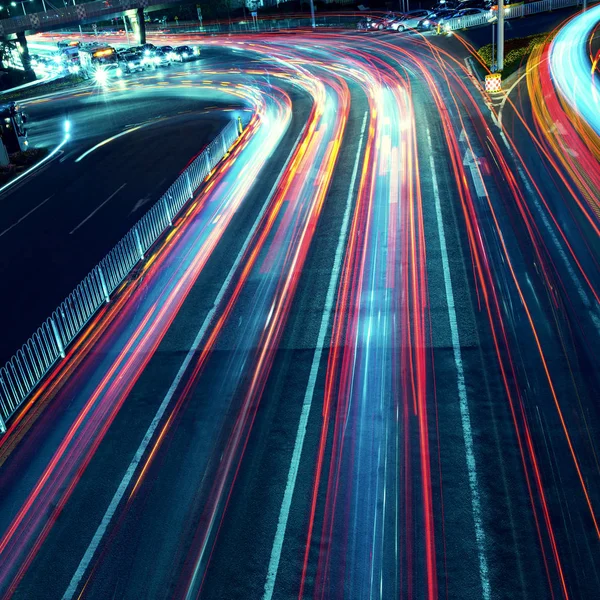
(497, 69), (528, 128)
(74, 125), (146, 163)
(262, 110), (369, 600)
(0, 135), (68, 197)
(69, 183), (127, 234)
(427, 128), (491, 600)
(63, 118), (304, 600)
(0, 195), (54, 239)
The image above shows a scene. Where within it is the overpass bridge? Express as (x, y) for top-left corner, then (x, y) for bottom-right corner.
(0, 0), (180, 77)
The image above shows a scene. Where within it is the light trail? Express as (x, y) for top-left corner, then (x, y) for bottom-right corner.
(1, 22), (600, 600)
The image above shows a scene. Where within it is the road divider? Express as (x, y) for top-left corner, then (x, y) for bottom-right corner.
(0, 119), (242, 433)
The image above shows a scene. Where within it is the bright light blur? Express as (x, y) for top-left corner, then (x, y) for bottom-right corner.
(94, 68), (109, 86)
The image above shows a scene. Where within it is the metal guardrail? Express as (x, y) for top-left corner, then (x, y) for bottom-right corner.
(195, 15), (361, 34)
(443, 0), (589, 31)
(0, 119), (240, 432)
(0, 0), (181, 36)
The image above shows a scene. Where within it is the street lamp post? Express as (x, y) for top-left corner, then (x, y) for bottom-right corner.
(497, 0), (504, 72)
(309, 0), (315, 28)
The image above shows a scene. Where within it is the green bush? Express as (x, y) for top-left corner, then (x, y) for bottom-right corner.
(477, 33), (548, 78)
(0, 74), (86, 102)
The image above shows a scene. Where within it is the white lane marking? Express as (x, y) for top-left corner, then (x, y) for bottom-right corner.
(0, 136), (68, 197)
(262, 111), (369, 600)
(69, 183), (127, 235)
(462, 146), (487, 198)
(427, 128), (491, 600)
(74, 125), (146, 163)
(497, 70), (528, 128)
(63, 119), (304, 600)
(498, 130), (600, 333)
(0, 195), (54, 239)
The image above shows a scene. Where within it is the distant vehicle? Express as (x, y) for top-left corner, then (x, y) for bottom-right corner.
(487, 0), (511, 11)
(159, 45), (174, 53)
(456, 7), (491, 17)
(140, 43), (156, 57)
(456, 0), (489, 9)
(379, 12), (400, 29)
(386, 16), (407, 30)
(392, 10), (431, 31)
(79, 44), (118, 77)
(119, 52), (146, 72)
(57, 39), (80, 50)
(151, 49), (172, 67)
(356, 17), (373, 30)
(357, 16), (386, 31)
(173, 45), (199, 61)
(418, 9), (457, 30)
(93, 63), (124, 85)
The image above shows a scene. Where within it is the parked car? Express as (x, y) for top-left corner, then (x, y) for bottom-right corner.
(393, 10), (432, 31)
(456, 0), (489, 9)
(457, 7), (491, 16)
(379, 12), (401, 29)
(417, 9), (457, 30)
(387, 16), (407, 30)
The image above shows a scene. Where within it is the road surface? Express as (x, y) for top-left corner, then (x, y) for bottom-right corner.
(0, 20), (599, 600)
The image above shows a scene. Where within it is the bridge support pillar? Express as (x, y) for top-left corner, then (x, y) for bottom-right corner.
(16, 32), (36, 81)
(126, 8), (146, 45)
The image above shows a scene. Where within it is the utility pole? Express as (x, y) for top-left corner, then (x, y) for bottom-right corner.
(497, 0), (504, 72)
(310, 0), (315, 28)
(583, 0), (587, 11)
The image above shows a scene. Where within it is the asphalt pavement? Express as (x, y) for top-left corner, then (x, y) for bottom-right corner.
(0, 24), (598, 600)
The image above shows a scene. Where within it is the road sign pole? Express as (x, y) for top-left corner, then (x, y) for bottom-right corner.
(310, 0), (315, 28)
(497, 0), (504, 72)
(123, 16), (130, 45)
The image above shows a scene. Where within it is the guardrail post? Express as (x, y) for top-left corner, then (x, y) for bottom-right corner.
(222, 133), (228, 156)
(134, 228), (144, 260)
(164, 197), (172, 226)
(0, 414), (6, 434)
(186, 171), (194, 199)
(98, 266), (110, 304)
(205, 150), (212, 174)
(50, 318), (66, 359)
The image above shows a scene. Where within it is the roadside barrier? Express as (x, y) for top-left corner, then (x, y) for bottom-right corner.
(0, 119), (241, 433)
(485, 72), (502, 91)
(443, 0), (591, 33)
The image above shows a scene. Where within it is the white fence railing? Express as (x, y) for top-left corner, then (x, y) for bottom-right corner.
(443, 0), (589, 31)
(0, 119), (240, 433)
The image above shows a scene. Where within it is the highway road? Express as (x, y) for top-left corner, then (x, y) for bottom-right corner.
(0, 52), (249, 365)
(0, 16), (599, 600)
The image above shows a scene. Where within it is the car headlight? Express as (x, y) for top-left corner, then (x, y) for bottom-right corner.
(423, 19), (430, 26)
(193, 47), (199, 55)
(154, 57), (160, 64)
(116, 67), (123, 77)
(144, 49), (151, 56)
(182, 52), (188, 59)
(128, 62), (134, 69)
(95, 69), (108, 84)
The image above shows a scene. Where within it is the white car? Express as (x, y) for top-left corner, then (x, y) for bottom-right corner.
(392, 10), (432, 31)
